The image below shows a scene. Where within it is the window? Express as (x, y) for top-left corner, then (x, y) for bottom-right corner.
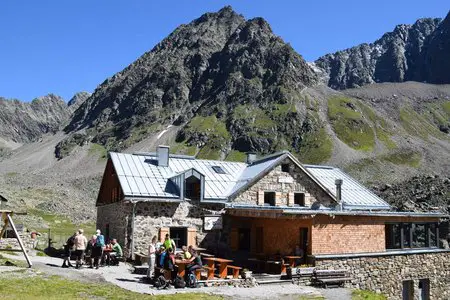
(402, 280), (414, 300)
(264, 192), (275, 206)
(281, 164), (290, 172)
(412, 224), (427, 248)
(419, 279), (430, 300)
(185, 176), (201, 200)
(111, 187), (119, 202)
(211, 166), (226, 174)
(386, 223), (439, 250)
(294, 193), (305, 206)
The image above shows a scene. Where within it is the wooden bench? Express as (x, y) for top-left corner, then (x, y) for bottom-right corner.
(227, 265), (242, 279)
(134, 252), (149, 265)
(312, 269), (352, 288)
(195, 265), (215, 280)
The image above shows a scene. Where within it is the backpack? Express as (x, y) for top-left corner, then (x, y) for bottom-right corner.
(67, 235), (75, 248)
(153, 275), (169, 290)
(164, 254), (174, 270)
(186, 273), (197, 288)
(95, 235), (104, 247)
(173, 275), (186, 289)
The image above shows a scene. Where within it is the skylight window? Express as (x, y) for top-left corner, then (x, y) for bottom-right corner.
(212, 166), (226, 174)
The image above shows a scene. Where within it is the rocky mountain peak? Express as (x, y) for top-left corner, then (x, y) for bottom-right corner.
(65, 6), (317, 155)
(314, 15), (445, 89)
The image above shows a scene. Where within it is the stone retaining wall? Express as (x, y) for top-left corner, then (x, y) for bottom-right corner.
(314, 251), (450, 300)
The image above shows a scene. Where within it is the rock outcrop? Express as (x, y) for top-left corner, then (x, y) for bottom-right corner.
(314, 12), (450, 89)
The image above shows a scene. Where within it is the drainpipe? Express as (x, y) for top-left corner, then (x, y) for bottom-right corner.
(335, 179), (343, 211)
(130, 201), (136, 260)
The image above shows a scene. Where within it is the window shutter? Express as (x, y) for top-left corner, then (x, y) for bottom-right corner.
(288, 192), (294, 206)
(230, 228), (238, 251)
(187, 227), (197, 247)
(275, 192), (282, 206)
(159, 227), (170, 243)
(257, 191), (264, 205)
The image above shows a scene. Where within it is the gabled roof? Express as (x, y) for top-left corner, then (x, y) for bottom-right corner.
(304, 165), (391, 210)
(110, 152), (246, 200)
(107, 150), (391, 210)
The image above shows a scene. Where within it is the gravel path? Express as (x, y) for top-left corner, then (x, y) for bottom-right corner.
(1, 254), (351, 299)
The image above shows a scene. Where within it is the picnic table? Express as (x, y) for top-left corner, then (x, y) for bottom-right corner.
(284, 255), (302, 267)
(175, 259), (191, 277)
(203, 257), (233, 279)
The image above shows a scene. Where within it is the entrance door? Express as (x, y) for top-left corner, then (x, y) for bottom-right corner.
(299, 228), (308, 256)
(238, 228), (251, 251)
(170, 227), (187, 250)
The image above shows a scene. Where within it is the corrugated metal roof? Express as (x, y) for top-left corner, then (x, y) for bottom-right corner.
(110, 152), (246, 200)
(229, 153), (287, 196)
(304, 165), (391, 210)
(108, 151), (391, 210)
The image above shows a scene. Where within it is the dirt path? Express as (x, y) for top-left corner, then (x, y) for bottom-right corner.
(1, 253), (351, 299)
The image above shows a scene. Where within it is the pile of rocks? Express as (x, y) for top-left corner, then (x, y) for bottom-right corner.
(372, 174), (450, 213)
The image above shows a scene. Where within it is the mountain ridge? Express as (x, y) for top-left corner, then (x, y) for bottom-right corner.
(313, 11), (450, 89)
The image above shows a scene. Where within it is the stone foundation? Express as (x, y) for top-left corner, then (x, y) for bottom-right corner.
(133, 201), (224, 254)
(314, 250), (450, 300)
(97, 200), (225, 258)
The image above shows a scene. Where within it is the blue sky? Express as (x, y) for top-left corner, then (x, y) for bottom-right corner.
(0, 1), (447, 101)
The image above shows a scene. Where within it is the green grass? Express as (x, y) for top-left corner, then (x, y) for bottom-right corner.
(296, 127), (333, 164)
(327, 96), (376, 151)
(170, 142), (197, 156)
(381, 150), (421, 168)
(352, 290), (387, 300)
(442, 101), (450, 115)
(197, 145), (222, 160)
(88, 143), (107, 160)
(233, 105), (276, 130)
(0, 254), (28, 268)
(0, 274), (222, 300)
(298, 296), (325, 300)
(28, 209), (96, 248)
(399, 106), (446, 140)
(358, 102), (396, 150)
(225, 150), (247, 162)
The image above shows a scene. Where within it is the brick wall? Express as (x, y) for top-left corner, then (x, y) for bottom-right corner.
(311, 215), (385, 255)
(233, 158), (334, 207)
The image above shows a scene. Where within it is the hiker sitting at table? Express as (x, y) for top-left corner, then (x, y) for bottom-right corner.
(110, 239), (123, 259)
(176, 245), (191, 260)
(186, 248), (202, 276)
(61, 232), (76, 268)
(74, 229), (88, 269)
(163, 233), (176, 251)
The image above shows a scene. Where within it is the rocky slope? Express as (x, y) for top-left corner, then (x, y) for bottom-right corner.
(65, 6), (318, 159)
(0, 92), (90, 145)
(314, 11), (450, 89)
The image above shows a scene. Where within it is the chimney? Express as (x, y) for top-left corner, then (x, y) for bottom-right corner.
(246, 152), (257, 164)
(157, 145), (170, 167)
(335, 178), (343, 210)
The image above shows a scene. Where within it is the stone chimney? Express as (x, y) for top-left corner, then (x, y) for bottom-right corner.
(335, 178), (343, 210)
(246, 152), (257, 164)
(157, 145), (170, 167)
